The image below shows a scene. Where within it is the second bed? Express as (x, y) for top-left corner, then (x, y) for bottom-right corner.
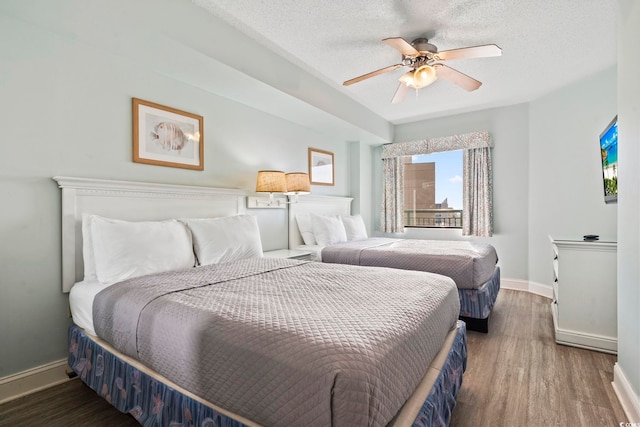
(289, 195), (501, 332)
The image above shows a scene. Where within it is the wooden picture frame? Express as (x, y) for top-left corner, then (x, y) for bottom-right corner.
(132, 98), (204, 170)
(308, 147), (334, 186)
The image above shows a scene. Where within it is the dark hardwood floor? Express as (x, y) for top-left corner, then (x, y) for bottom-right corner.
(0, 378), (139, 427)
(0, 290), (627, 426)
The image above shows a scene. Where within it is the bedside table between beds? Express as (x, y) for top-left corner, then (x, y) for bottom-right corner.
(263, 249), (312, 261)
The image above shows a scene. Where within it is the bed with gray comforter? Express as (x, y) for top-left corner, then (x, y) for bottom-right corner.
(93, 257), (460, 427)
(321, 237), (498, 289)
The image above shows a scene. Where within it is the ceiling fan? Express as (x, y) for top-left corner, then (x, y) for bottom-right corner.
(343, 37), (502, 104)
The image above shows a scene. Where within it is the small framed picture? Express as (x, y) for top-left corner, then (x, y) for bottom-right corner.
(308, 147), (334, 186)
(132, 98), (204, 170)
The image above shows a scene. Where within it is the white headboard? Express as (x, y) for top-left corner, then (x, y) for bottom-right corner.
(288, 195), (353, 249)
(53, 176), (246, 293)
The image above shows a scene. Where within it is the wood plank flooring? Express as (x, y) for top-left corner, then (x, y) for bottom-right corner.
(0, 290), (627, 426)
(450, 289), (626, 426)
(0, 379), (139, 427)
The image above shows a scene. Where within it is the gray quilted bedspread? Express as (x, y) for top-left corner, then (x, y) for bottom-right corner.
(93, 258), (459, 427)
(321, 238), (498, 289)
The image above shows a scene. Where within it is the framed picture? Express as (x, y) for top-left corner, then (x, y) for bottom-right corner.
(308, 147), (334, 186)
(133, 98), (204, 170)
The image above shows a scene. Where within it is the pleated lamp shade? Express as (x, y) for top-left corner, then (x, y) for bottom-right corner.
(255, 170), (286, 193)
(285, 172), (311, 194)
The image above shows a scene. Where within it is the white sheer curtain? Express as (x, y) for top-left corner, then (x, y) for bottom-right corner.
(381, 157), (404, 233)
(381, 131), (493, 237)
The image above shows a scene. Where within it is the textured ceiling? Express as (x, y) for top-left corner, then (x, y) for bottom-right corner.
(193, 0), (617, 125)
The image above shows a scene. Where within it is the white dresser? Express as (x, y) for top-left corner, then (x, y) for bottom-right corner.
(550, 237), (617, 354)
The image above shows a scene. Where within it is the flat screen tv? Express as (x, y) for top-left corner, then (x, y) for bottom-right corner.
(599, 115), (618, 204)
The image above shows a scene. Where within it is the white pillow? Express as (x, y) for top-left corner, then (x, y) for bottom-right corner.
(310, 213), (347, 246)
(295, 213), (317, 245)
(81, 214), (97, 281)
(90, 216), (196, 286)
(341, 215), (368, 241)
(181, 215), (263, 266)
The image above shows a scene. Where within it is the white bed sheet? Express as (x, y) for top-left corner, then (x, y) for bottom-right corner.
(69, 280), (110, 336)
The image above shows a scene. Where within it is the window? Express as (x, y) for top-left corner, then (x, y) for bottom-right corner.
(382, 131), (492, 236)
(403, 150), (463, 228)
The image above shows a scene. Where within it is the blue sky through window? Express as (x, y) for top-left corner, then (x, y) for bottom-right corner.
(412, 150), (463, 209)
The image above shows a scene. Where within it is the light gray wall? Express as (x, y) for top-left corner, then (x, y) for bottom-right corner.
(376, 104), (531, 281)
(0, 0), (391, 145)
(0, 2), (357, 377)
(617, 0), (640, 407)
(528, 66), (618, 287)
(348, 141), (376, 235)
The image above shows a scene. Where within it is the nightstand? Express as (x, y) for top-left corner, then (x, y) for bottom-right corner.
(263, 249), (312, 261)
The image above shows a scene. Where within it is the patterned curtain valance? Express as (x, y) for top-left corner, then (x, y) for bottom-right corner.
(381, 131), (492, 158)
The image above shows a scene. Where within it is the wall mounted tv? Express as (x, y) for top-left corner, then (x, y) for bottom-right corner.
(599, 115), (618, 204)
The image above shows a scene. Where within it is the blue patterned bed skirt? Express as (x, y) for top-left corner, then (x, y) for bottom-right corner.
(68, 322), (467, 427)
(458, 266), (500, 320)
(68, 326), (247, 427)
(411, 321), (467, 426)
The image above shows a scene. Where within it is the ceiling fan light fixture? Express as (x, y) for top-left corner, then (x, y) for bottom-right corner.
(398, 65), (437, 89)
(398, 70), (417, 88)
(344, 37), (499, 103)
(413, 65), (438, 88)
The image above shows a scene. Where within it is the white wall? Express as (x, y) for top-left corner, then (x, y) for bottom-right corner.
(0, 2), (360, 377)
(376, 104), (531, 281)
(617, 0), (640, 413)
(528, 66), (618, 287)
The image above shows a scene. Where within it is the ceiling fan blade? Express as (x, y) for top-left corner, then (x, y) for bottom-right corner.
(382, 37), (420, 57)
(343, 64), (402, 86)
(435, 64), (482, 91)
(437, 44), (502, 61)
(391, 83), (410, 104)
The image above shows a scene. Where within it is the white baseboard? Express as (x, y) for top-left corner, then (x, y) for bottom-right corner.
(613, 363), (640, 422)
(501, 278), (553, 299)
(0, 359), (70, 404)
